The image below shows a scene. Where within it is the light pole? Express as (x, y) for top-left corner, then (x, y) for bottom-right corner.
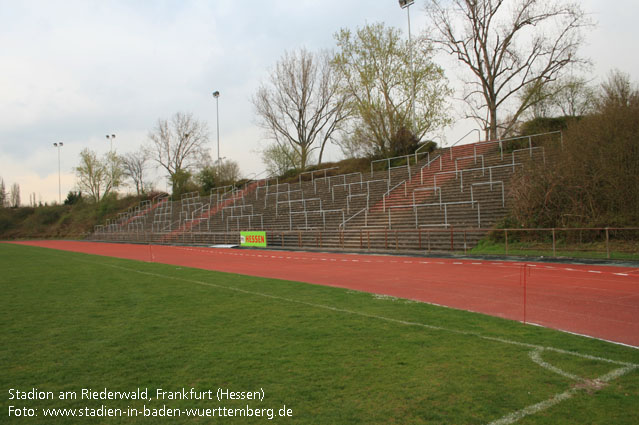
(106, 134), (116, 152)
(399, 0), (415, 130)
(212, 91), (220, 162)
(53, 142), (63, 204)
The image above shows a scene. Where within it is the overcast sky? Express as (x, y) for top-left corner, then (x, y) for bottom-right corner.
(1, 0), (636, 205)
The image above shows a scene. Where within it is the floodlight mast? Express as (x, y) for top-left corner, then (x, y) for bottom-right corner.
(399, 0), (415, 130)
(106, 134), (116, 152)
(53, 142), (63, 204)
(212, 91), (220, 162)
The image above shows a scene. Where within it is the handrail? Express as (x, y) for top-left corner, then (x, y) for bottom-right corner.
(414, 140), (436, 164)
(512, 146), (545, 164)
(470, 181), (505, 207)
(339, 207), (368, 229)
(370, 151), (429, 176)
(419, 154), (442, 184)
(449, 129), (481, 160)
(455, 154), (484, 176)
(412, 186), (441, 209)
(475, 130), (561, 160)
(332, 179), (388, 201)
(298, 166), (339, 185)
(289, 208), (344, 231)
(347, 193), (369, 213)
(432, 163), (523, 192)
(382, 180), (407, 212)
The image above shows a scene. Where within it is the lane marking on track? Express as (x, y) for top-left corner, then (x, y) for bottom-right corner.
(172, 247), (637, 279)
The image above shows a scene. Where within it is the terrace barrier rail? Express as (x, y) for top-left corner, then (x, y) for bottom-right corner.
(85, 227), (639, 260)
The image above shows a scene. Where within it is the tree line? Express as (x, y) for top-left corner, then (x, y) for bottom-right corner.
(13, 0), (632, 209)
(256, 0), (593, 174)
(73, 112), (241, 203)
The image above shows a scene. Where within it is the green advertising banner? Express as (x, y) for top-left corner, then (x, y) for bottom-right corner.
(240, 231), (267, 247)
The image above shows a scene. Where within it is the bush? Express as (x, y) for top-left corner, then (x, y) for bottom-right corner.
(507, 87), (639, 228)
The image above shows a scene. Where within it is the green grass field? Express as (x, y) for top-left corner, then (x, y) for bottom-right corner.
(1, 243), (638, 424)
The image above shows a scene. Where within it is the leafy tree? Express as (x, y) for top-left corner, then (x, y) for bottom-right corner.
(74, 148), (124, 202)
(64, 191), (83, 205)
(261, 143), (301, 176)
(333, 22), (451, 157)
(196, 167), (218, 194)
(424, 0), (591, 140)
(253, 48), (350, 170)
(170, 169), (197, 198)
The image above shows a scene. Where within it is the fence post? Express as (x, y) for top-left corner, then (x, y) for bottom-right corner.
(552, 228), (556, 257)
(605, 227), (610, 259)
(505, 229), (508, 255)
(450, 227), (454, 251)
(298, 231), (302, 248)
(464, 230), (467, 254)
(360, 230), (363, 249)
(418, 229), (422, 250)
(281, 232), (284, 248)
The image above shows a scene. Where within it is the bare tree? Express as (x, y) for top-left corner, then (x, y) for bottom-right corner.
(74, 148), (124, 202)
(147, 112), (211, 190)
(424, 0), (591, 139)
(552, 76), (596, 117)
(121, 149), (150, 196)
(10, 183), (20, 207)
(0, 177), (6, 207)
(253, 48), (350, 170)
(333, 23), (451, 158)
(216, 159), (241, 185)
(598, 69), (639, 110)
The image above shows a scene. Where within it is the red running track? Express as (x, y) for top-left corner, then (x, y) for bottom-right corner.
(10, 240), (639, 348)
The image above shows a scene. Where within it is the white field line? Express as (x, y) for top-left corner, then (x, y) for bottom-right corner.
(78, 259), (639, 425)
(98, 261), (637, 368)
(528, 348), (582, 381)
(488, 363), (637, 425)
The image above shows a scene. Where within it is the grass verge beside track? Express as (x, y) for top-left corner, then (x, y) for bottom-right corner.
(1, 243), (638, 424)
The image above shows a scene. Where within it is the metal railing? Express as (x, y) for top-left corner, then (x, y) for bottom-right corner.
(382, 180), (408, 212)
(470, 181), (505, 208)
(370, 151), (430, 176)
(339, 207), (368, 229)
(87, 227), (639, 259)
(298, 167), (339, 185)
